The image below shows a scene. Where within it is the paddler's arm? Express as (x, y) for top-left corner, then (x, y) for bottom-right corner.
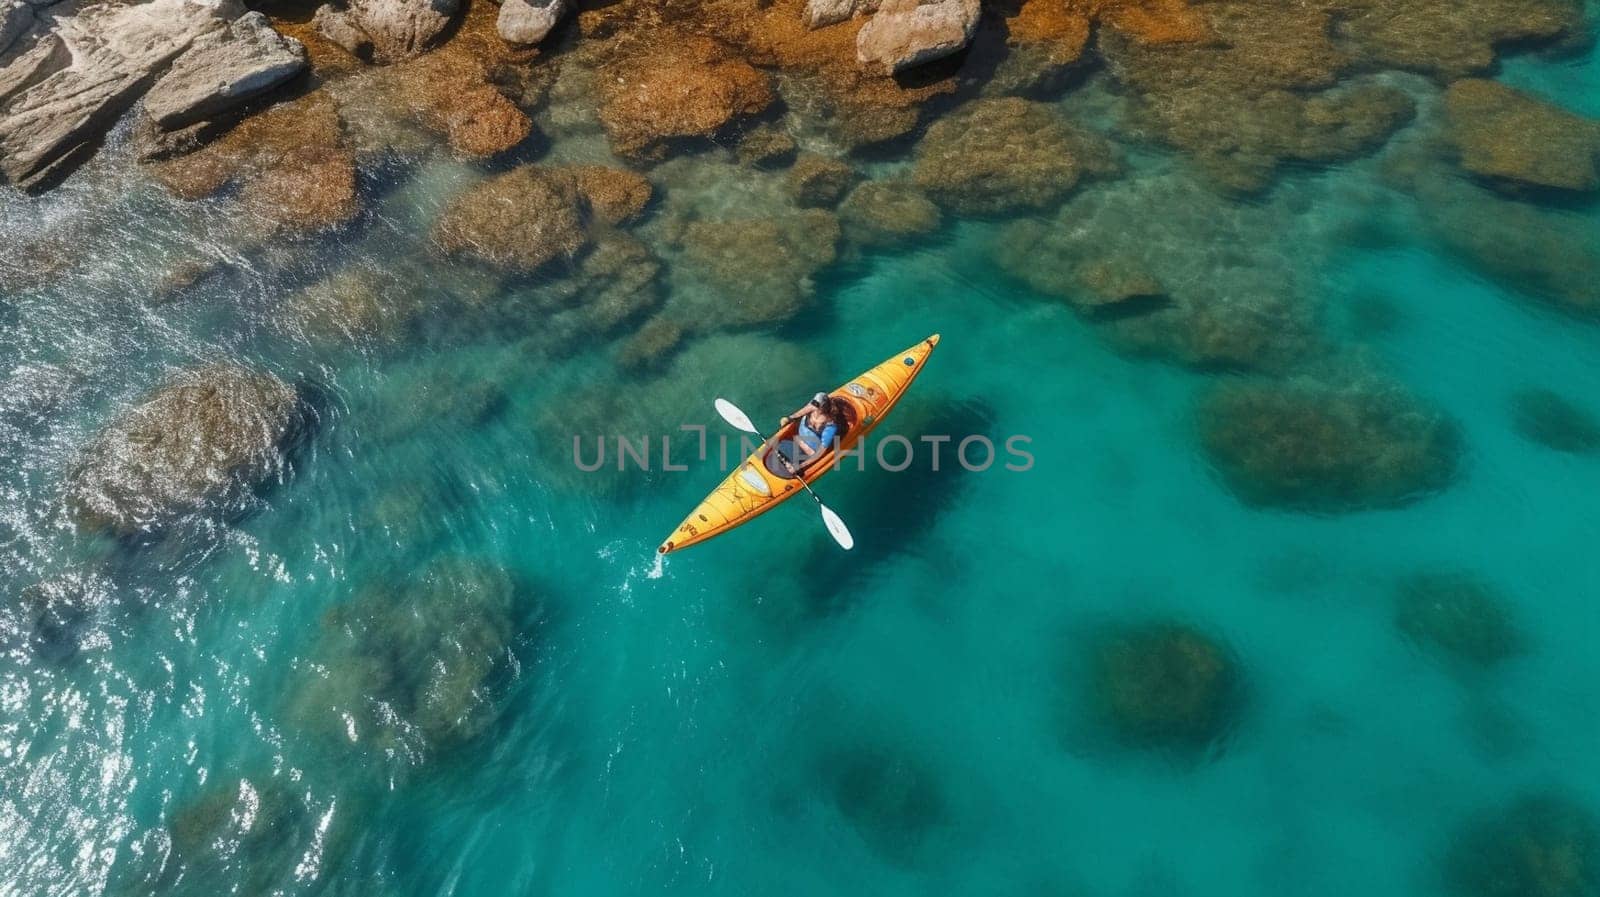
(761, 409), (808, 456)
(780, 401), (817, 428)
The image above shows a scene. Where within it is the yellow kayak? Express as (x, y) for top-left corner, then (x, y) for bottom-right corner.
(658, 334), (942, 555)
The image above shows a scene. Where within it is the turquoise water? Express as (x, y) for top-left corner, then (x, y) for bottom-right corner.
(4, 22), (1600, 897)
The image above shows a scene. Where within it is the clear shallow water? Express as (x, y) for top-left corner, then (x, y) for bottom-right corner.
(2, 28), (1600, 897)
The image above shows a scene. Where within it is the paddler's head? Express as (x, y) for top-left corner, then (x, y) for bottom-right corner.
(809, 395), (845, 430)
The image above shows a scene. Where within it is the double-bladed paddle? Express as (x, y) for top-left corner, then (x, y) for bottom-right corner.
(714, 397), (854, 551)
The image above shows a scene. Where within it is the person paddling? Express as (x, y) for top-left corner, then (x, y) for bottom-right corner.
(779, 392), (846, 468)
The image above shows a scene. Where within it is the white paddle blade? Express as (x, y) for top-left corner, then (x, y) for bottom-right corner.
(714, 397), (759, 434)
(819, 504), (854, 550)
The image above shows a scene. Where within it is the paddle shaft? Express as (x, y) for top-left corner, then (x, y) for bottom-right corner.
(750, 422), (832, 510)
(710, 396), (851, 550)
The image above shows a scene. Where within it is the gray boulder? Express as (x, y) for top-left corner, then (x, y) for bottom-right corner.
(0, 0), (305, 191)
(856, 0), (979, 74)
(1, 1), (32, 56)
(804, 0), (879, 29)
(67, 363), (301, 537)
(0, 32), (64, 107)
(144, 12), (306, 130)
(313, 0), (458, 62)
(0, 0), (213, 188)
(496, 0), (569, 45)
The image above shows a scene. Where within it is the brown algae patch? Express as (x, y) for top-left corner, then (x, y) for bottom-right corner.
(1446, 794), (1600, 897)
(1395, 572), (1523, 669)
(1197, 375), (1462, 512)
(1511, 389), (1600, 455)
(1089, 621), (1244, 755)
(67, 364), (303, 538)
(284, 556), (521, 769)
(912, 97), (1114, 215)
(148, 91), (359, 234)
(1444, 79), (1600, 198)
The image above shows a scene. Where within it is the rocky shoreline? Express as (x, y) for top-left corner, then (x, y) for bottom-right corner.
(1, 0), (1597, 530)
(2, 0), (1584, 192)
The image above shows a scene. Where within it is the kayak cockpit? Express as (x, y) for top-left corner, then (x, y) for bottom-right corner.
(761, 399), (859, 478)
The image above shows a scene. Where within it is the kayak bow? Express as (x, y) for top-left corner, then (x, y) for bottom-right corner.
(658, 334), (941, 555)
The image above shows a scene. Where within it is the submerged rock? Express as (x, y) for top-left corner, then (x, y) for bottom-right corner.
(1104, 279), (1317, 372)
(68, 364), (301, 538)
(978, 0), (1094, 97)
(856, 0), (981, 74)
(497, 0), (570, 46)
(1106, 0), (1341, 95)
(337, 49), (534, 159)
(1444, 79), (1600, 197)
(1090, 621), (1242, 754)
(0, 0), (306, 191)
(150, 253), (230, 303)
(1510, 388), (1600, 455)
(286, 556), (518, 766)
(994, 219), (1167, 316)
(432, 166), (589, 273)
(1449, 208), (1600, 318)
(5, 573), (109, 663)
(912, 97), (1108, 216)
(557, 234), (663, 333)
(1197, 376), (1461, 512)
(720, 0), (956, 151)
(1345, 293), (1408, 339)
(155, 778), (334, 896)
(615, 316), (683, 372)
(656, 333), (830, 419)
(1397, 168), (1600, 319)
(1130, 81), (1416, 194)
(1071, 259), (1167, 311)
(312, 0), (457, 63)
(838, 180), (941, 247)
(992, 176), (1326, 372)
(281, 263), (423, 347)
(677, 210), (841, 329)
(821, 743), (946, 863)
(597, 34), (774, 161)
(148, 90), (358, 234)
(1447, 794), (1600, 897)
(1343, 0), (1584, 79)
(736, 124), (799, 168)
(787, 152), (857, 209)
(1094, 0), (1211, 45)
(561, 164), (653, 227)
(1101, 0), (1429, 192)
(400, 56), (532, 159)
(822, 93), (924, 149)
(1395, 572), (1522, 669)
(356, 352), (512, 447)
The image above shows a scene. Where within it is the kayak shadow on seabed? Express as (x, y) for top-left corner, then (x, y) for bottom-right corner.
(758, 394), (999, 619)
